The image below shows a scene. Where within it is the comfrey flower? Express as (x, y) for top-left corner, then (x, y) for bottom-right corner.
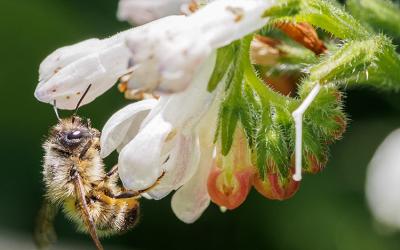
(35, 0), (283, 223)
(366, 129), (400, 230)
(117, 0), (191, 25)
(117, 0), (215, 25)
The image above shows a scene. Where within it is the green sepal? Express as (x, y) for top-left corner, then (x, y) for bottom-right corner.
(265, 0), (370, 40)
(216, 41), (246, 155)
(220, 103), (240, 156)
(310, 35), (400, 91)
(347, 0), (400, 40)
(207, 42), (238, 92)
(263, 0), (302, 18)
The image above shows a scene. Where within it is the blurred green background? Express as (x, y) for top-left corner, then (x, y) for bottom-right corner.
(1, 0), (400, 249)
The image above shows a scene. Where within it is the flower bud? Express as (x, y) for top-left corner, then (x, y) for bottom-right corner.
(207, 127), (255, 209)
(207, 163), (254, 209)
(332, 115), (347, 140)
(253, 166), (300, 200)
(303, 154), (327, 174)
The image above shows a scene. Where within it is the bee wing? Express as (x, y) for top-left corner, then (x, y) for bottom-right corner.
(73, 172), (104, 250)
(34, 200), (58, 250)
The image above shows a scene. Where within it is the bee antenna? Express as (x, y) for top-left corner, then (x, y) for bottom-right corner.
(53, 100), (61, 121)
(74, 84), (92, 116)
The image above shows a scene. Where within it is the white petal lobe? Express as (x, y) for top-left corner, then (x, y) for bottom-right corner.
(119, 114), (173, 190)
(35, 29), (134, 110)
(100, 99), (158, 158)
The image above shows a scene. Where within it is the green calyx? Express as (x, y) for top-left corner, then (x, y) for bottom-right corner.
(209, 0), (400, 180)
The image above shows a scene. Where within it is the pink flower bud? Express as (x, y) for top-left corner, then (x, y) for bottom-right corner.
(207, 127), (255, 209)
(207, 163), (254, 210)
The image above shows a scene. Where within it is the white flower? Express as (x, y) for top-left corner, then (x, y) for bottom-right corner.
(117, 0), (192, 25)
(101, 54), (219, 222)
(35, 0), (277, 223)
(35, 0), (272, 109)
(34, 29), (133, 110)
(366, 129), (400, 230)
(125, 0), (272, 94)
(34, 16), (182, 110)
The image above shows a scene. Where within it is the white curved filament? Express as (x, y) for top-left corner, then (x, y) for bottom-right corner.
(292, 83), (321, 181)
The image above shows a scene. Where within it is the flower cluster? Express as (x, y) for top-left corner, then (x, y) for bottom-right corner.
(35, 0), (400, 224)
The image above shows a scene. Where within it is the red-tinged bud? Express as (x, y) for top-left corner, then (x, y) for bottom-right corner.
(332, 115), (347, 140)
(253, 167), (300, 200)
(207, 163), (254, 210)
(207, 127), (255, 209)
(304, 154), (327, 174)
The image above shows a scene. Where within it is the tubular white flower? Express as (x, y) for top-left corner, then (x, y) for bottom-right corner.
(171, 89), (219, 223)
(34, 16), (184, 110)
(117, 0), (192, 25)
(125, 0), (273, 94)
(118, 53), (216, 198)
(366, 129), (400, 230)
(35, 29), (133, 110)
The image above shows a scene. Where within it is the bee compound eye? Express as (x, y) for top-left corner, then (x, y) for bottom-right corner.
(67, 130), (83, 140)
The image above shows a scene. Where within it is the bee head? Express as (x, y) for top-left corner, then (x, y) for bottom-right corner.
(49, 84), (100, 152)
(50, 116), (100, 151)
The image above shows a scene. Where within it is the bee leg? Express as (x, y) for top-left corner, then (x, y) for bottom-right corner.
(33, 200), (58, 250)
(105, 165), (118, 178)
(95, 191), (140, 210)
(71, 169), (104, 250)
(116, 171), (166, 198)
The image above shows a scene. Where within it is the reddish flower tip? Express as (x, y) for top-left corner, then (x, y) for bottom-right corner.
(253, 168), (300, 200)
(207, 164), (254, 210)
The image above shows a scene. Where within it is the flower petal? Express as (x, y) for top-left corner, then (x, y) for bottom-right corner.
(35, 29), (134, 110)
(117, 0), (190, 25)
(119, 114), (173, 190)
(146, 132), (201, 200)
(171, 145), (213, 223)
(126, 0), (272, 93)
(119, 53), (216, 191)
(366, 129), (400, 229)
(171, 84), (220, 223)
(100, 99), (158, 158)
